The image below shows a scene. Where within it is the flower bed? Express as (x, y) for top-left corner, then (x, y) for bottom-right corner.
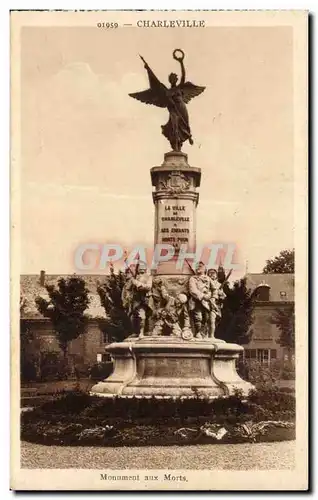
(21, 389), (295, 447)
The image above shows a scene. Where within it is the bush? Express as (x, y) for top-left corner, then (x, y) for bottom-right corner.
(238, 359), (295, 386)
(88, 362), (113, 381)
(40, 356), (71, 382)
(21, 387), (296, 447)
(248, 388), (295, 415)
(72, 363), (91, 379)
(33, 391), (94, 416)
(20, 359), (38, 382)
(281, 362), (295, 380)
(239, 360), (280, 388)
(22, 387), (295, 424)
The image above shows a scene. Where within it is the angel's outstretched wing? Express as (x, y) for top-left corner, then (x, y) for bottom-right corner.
(180, 81), (205, 104)
(129, 56), (168, 108)
(129, 88), (167, 108)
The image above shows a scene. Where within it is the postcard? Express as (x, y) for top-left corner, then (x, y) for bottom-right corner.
(11, 10), (308, 491)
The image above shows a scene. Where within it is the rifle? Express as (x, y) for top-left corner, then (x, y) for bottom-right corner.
(185, 258), (195, 275)
(123, 249), (129, 272)
(219, 269), (233, 290)
(134, 254), (140, 279)
(109, 261), (114, 275)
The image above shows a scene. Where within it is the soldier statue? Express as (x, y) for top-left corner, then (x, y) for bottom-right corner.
(207, 268), (226, 339)
(188, 261), (213, 339)
(121, 261), (152, 338)
(151, 278), (191, 338)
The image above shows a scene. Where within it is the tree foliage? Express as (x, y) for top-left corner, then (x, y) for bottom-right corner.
(97, 270), (133, 343)
(271, 305), (295, 350)
(35, 276), (90, 357)
(263, 249), (294, 274)
(20, 294), (33, 353)
(20, 295), (28, 337)
(215, 278), (255, 345)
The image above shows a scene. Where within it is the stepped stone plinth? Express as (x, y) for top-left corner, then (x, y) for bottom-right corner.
(91, 336), (253, 398)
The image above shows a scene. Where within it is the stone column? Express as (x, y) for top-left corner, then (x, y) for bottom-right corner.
(151, 151), (201, 276)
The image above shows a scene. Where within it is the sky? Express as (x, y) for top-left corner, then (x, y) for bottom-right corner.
(20, 25), (294, 276)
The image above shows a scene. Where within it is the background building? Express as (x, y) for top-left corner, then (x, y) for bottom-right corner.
(243, 273), (295, 364)
(20, 273), (109, 376)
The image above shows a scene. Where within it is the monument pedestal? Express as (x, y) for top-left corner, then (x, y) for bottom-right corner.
(151, 150), (200, 275)
(90, 337), (254, 398)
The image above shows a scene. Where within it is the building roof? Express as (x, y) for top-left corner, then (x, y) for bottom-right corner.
(20, 274), (108, 319)
(245, 273), (294, 302)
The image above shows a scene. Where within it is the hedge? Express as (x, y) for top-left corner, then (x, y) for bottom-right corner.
(21, 388), (295, 446)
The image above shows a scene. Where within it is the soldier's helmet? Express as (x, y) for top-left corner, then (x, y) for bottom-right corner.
(196, 261), (206, 273)
(207, 267), (218, 278)
(137, 261), (148, 273)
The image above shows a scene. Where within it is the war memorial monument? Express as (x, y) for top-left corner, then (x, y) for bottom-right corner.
(91, 49), (253, 398)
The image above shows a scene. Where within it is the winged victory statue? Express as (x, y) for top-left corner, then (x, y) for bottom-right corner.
(129, 49), (205, 152)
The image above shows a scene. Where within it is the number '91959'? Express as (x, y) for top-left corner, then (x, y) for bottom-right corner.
(97, 22), (119, 28)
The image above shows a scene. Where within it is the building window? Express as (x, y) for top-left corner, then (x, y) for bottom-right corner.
(245, 348), (276, 364)
(96, 353), (102, 362)
(257, 349), (269, 363)
(245, 349), (257, 360)
(255, 284), (270, 301)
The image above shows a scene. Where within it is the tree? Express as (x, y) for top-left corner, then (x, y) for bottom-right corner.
(20, 294), (41, 381)
(97, 269), (133, 343)
(215, 278), (255, 345)
(35, 276), (89, 359)
(271, 305), (295, 361)
(20, 295), (29, 341)
(263, 249), (294, 274)
(20, 294), (31, 364)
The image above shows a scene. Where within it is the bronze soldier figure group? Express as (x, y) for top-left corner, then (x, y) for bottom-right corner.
(122, 261), (228, 340)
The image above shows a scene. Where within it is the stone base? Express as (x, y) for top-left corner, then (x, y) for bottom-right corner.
(90, 337), (254, 398)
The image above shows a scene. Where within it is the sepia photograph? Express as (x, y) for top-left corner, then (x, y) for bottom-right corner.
(10, 9), (308, 491)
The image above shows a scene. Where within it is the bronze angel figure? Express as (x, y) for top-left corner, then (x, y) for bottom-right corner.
(129, 49), (205, 152)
